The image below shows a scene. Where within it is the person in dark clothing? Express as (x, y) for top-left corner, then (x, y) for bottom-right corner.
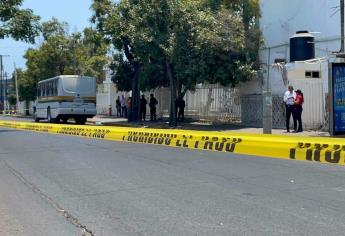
(177, 96), (186, 122)
(127, 97), (132, 121)
(140, 94), (148, 121)
(283, 86), (297, 132)
(294, 89), (304, 132)
(116, 96), (121, 117)
(120, 95), (127, 118)
(149, 94), (158, 121)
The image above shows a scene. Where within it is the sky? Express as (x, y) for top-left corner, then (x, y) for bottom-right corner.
(0, 0), (93, 77)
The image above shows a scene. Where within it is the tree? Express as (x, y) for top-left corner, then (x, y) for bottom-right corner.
(41, 17), (68, 40)
(92, 0), (260, 126)
(16, 68), (36, 114)
(140, 0), (256, 125)
(219, 0), (262, 64)
(17, 19), (109, 110)
(24, 19), (108, 82)
(0, 0), (40, 43)
(92, 0), (150, 122)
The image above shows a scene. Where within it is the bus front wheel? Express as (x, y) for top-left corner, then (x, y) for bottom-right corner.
(75, 117), (86, 125)
(47, 108), (54, 123)
(33, 108), (40, 122)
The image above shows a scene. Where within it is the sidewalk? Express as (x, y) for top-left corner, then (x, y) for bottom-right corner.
(88, 116), (330, 137)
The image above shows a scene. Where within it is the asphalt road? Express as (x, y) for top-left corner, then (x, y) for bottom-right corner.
(0, 128), (345, 236)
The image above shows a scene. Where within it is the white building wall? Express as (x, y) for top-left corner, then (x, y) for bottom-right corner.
(257, 0), (341, 95)
(261, 0), (339, 49)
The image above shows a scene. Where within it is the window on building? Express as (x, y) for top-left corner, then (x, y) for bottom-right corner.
(312, 71), (320, 78)
(305, 71), (320, 78)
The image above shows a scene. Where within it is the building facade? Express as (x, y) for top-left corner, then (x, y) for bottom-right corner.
(239, 0), (341, 129)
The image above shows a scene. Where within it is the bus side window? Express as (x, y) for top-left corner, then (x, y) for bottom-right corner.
(54, 80), (58, 96)
(43, 83), (47, 97)
(51, 82), (54, 96)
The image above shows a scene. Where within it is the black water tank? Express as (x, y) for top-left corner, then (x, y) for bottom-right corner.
(290, 31), (315, 62)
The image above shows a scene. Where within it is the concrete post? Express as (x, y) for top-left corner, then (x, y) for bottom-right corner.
(263, 91), (272, 134)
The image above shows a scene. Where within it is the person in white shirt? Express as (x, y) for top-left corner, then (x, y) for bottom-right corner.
(283, 86), (297, 132)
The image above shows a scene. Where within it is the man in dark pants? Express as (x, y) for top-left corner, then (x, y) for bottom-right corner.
(283, 86), (297, 132)
(177, 96), (186, 122)
(149, 94), (158, 121)
(116, 96), (121, 117)
(140, 94), (147, 121)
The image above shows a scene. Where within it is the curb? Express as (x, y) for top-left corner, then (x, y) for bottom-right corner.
(0, 120), (344, 165)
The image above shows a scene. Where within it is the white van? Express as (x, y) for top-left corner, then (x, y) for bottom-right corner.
(33, 75), (97, 124)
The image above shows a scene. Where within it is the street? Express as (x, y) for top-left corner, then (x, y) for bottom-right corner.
(0, 128), (344, 236)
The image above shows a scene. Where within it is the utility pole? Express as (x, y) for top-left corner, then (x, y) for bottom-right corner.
(341, 0), (344, 52)
(0, 55), (10, 113)
(263, 47), (272, 134)
(14, 63), (19, 113)
(0, 56), (2, 112)
(4, 72), (7, 113)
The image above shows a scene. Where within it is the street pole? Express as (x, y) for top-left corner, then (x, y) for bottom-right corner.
(0, 55), (3, 112)
(0, 55), (10, 113)
(341, 0), (344, 52)
(14, 63), (19, 113)
(263, 47), (272, 134)
(4, 72), (7, 113)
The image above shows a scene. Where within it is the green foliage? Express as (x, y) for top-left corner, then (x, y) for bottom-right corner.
(17, 19), (109, 102)
(92, 0), (260, 94)
(92, 0), (261, 125)
(16, 68), (36, 102)
(0, 0), (40, 43)
(41, 17), (68, 40)
(24, 19), (108, 81)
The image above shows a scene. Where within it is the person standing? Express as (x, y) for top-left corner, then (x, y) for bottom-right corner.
(149, 94), (158, 121)
(283, 86), (297, 132)
(294, 89), (304, 132)
(127, 97), (132, 121)
(116, 96), (121, 117)
(177, 96), (186, 122)
(120, 95), (127, 118)
(140, 94), (147, 121)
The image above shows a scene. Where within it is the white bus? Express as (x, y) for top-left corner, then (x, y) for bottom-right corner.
(33, 75), (97, 125)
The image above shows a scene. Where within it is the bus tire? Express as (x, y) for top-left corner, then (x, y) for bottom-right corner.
(33, 112), (40, 122)
(75, 117), (86, 125)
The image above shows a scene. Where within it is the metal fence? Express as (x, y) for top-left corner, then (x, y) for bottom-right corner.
(153, 85), (241, 122)
(96, 81), (328, 130)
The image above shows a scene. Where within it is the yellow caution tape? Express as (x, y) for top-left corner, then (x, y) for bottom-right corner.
(0, 120), (345, 165)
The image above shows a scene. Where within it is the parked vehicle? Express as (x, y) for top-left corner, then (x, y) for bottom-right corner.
(33, 75), (96, 124)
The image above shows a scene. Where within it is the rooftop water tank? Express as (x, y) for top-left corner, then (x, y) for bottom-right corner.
(290, 31), (315, 62)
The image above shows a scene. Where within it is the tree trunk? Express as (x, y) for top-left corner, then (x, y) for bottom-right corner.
(166, 61), (177, 127)
(130, 63), (141, 122)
